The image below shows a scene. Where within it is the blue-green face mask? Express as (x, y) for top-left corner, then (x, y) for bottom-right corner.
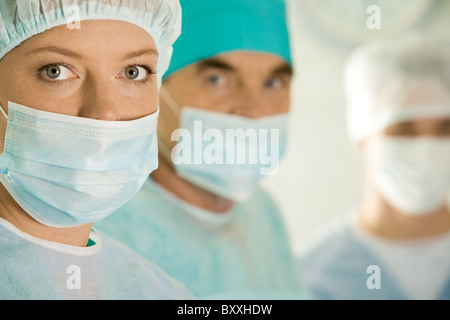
(160, 89), (289, 202)
(0, 101), (159, 227)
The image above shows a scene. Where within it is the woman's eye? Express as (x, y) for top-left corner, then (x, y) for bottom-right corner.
(41, 64), (76, 81)
(120, 66), (150, 81)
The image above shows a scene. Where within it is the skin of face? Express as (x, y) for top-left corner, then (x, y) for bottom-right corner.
(0, 20), (159, 246)
(152, 51), (292, 213)
(361, 79), (450, 190)
(159, 51), (293, 158)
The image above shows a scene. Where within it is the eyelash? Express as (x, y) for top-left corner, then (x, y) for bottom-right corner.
(37, 62), (73, 86)
(126, 64), (156, 86)
(37, 63), (157, 86)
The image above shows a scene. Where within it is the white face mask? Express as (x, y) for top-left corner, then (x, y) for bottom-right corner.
(160, 87), (289, 202)
(0, 101), (159, 227)
(372, 137), (450, 216)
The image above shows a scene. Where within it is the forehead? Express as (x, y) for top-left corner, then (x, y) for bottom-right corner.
(195, 51), (291, 75)
(6, 20), (157, 59)
(400, 77), (450, 106)
(391, 117), (450, 125)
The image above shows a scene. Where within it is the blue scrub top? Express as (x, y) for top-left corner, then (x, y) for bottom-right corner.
(297, 215), (450, 300)
(96, 178), (304, 299)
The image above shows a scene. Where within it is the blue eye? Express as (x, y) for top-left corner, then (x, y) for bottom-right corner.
(207, 73), (226, 86)
(41, 64), (76, 81)
(46, 65), (61, 79)
(125, 66), (140, 79)
(265, 77), (283, 89)
(123, 66), (146, 80)
(118, 65), (154, 82)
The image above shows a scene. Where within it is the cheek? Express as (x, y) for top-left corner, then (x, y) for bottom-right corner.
(362, 138), (385, 182)
(172, 74), (235, 112)
(0, 67), (81, 114)
(112, 82), (160, 118)
(143, 86), (160, 114)
(282, 91), (291, 111)
(262, 89), (291, 115)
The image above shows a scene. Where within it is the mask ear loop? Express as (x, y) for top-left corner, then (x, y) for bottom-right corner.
(158, 86), (182, 165)
(0, 104), (7, 120)
(157, 136), (174, 165)
(160, 86), (181, 118)
(0, 104), (8, 159)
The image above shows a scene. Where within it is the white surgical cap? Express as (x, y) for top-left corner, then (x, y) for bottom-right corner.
(344, 34), (450, 142)
(0, 0), (182, 87)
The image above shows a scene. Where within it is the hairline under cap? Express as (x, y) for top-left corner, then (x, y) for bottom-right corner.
(0, 0), (182, 87)
(163, 49), (291, 80)
(0, 16), (160, 61)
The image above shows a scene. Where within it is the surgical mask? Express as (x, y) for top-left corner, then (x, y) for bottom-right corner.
(373, 136), (450, 216)
(0, 101), (159, 228)
(160, 87), (289, 202)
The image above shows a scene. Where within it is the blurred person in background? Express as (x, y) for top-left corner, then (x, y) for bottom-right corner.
(297, 34), (450, 300)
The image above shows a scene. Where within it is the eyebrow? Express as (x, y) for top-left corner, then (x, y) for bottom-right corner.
(196, 59), (235, 73)
(195, 58), (293, 76)
(123, 48), (159, 60)
(26, 46), (158, 60)
(272, 63), (293, 76)
(27, 46), (83, 58)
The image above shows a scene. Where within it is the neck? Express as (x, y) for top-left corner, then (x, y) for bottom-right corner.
(151, 154), (235, 214)
(0, 184), (93, 247)
(358, 190), (450, 240)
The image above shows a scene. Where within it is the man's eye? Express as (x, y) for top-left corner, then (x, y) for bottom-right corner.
(265, 77), (283, 89)
(41, 64), (75, 80)
(120, 66), (150, 81)
(207, 73), (227, 86)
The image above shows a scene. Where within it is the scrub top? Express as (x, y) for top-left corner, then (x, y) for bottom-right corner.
(96, 178), (303, 299)
(296, 213), (450, 300)
(0, 217), (193, 300)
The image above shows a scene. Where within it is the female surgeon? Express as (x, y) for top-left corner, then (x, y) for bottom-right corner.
(0, 0), (193, 299)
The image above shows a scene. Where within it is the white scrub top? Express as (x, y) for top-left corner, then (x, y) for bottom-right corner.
(296, 212), (450, 300)
(0, 217), (193, 300)
(96, 178), (304, 299)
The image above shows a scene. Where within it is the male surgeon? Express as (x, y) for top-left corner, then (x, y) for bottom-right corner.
(97, 0), (305, 299)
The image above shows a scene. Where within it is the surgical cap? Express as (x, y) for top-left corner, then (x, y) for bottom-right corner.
(344, 34), (450, 142)
(0, 0), (181, 87)
(164, 0), (291, 79)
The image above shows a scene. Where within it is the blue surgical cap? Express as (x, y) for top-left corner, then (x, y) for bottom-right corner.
(164, 0), (291, 79)
(0, 0), (181, 86)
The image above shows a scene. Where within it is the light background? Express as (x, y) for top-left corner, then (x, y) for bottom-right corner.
(261, 0), (450, 248)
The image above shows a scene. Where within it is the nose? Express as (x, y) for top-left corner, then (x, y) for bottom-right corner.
(78, 75), (122, 121)
(231, 86), (264, 119)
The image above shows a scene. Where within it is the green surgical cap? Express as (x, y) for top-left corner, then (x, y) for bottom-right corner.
(164, 0), (291, 79)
